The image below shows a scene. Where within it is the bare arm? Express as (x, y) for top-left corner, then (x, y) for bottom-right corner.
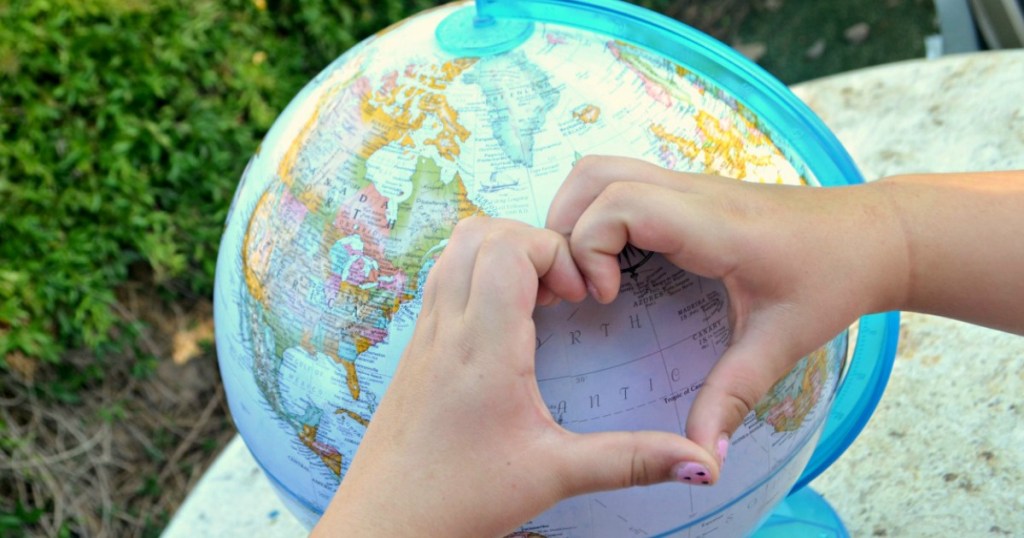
(547, 156), (1024, 463)
(880, 171), (1024, 334)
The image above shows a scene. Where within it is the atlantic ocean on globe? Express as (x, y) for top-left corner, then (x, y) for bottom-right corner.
(213, 1), (899, 536)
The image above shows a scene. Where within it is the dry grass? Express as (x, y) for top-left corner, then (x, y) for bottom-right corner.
(1, 289), (233, 537)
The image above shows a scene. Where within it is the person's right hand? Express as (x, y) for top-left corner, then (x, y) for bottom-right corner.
(546, 155), (909, 463)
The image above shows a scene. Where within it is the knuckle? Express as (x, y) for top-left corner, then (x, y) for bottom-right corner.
(629, 442), (651, 487)
(451, 215), (487, 238)
(728, 383), (763, 420)
(480, 223), (534, 256)
(477, 227), (514, 255)
(571, 154), (604, 178)
(701, 375), (764, 427)
(593, 181), (636, 212)
(619, 432), (655, 488)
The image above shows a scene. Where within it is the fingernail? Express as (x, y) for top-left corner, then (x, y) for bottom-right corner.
(671, 462), (712, 485)
(716, 434), (730, 466)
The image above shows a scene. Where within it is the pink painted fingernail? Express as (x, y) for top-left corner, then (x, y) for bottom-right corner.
(716, 435), (730, 466)
(672, 462), (712, 485)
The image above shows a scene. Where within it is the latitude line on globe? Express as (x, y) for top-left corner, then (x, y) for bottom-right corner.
(535, 322), (719, 382)
(642, 294), (687, 435)
(212, 4), (858, 533)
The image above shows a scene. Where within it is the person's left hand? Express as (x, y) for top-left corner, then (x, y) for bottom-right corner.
(313, 216), (719, 538)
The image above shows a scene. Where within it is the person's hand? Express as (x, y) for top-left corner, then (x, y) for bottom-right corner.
(313, 216), (720, 538)
(546, 156), (908, 463)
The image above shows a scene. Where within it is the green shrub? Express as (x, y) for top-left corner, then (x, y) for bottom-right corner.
(268, 0), (443, 69)
(0, 0), (443, 370)
(0, 0), (722, 374)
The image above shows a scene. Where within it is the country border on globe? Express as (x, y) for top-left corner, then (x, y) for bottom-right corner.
(213, 2), (870, 536)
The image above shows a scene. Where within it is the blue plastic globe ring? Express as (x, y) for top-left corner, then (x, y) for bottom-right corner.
(218, 1), (901, 535)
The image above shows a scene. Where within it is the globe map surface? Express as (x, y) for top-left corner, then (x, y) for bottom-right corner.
(214, 3), (848, 536)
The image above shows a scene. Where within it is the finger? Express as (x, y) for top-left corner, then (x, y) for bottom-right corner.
(684, 318), (802, 465)
(466, 226), (586, 324)
(567, 182), (737, 303)
(547, 155), (721, 234)
(536, 283), (563, 308)
(553, 429), (720, 497)
(421, 216), (498, 316)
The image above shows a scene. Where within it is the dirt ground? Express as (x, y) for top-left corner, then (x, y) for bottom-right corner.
(1, 285), (231, 537)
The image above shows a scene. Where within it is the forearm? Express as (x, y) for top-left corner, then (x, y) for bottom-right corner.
(874, 171), (1024, 334)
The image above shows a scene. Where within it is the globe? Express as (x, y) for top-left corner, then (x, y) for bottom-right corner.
(213, 1), (899, 536)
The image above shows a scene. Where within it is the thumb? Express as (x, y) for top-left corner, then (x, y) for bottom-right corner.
(685, 331), (797, 466)
(554, 429), (720, 496)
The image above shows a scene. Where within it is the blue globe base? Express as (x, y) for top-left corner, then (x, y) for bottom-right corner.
(752, 487), (849, 538)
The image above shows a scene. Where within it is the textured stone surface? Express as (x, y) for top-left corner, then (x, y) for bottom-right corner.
(795, 50), (1024, 537)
